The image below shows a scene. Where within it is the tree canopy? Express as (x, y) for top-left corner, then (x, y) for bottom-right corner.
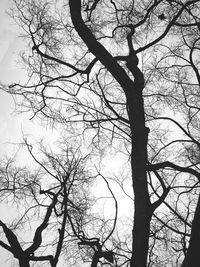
(1, 0), (200, 266)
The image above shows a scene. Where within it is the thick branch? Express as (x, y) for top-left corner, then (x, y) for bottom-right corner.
(69, 0), (134, 96)
(148, 161), (200, 181)
(0, 240), (13, 254)
(25, 195), (57, 255)
(0, 220), (23, 258)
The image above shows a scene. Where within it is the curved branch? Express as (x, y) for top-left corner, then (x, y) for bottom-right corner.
(25, 194), (57, 255)
(148, 161), (200, 182)
(137, 0), (200, 53)
(147, 115), (200, 146)
(30, 29), (97, 75)
(69, 0), (134, 95)
(98, 173), (118, 246)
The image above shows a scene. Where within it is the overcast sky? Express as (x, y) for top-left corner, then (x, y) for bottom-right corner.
(0, 1), (44, 265)
(0, 0), (57, 160)
(0, 0), (23, 264)
(0, 0), (28, 157)
(0, 2), (132, 266)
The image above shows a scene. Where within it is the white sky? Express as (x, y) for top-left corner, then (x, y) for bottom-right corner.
(0, 2), (132, 266)
(0, 1), (48, 265)
(0, 1), (24, 265)
(0, 0), (30, 158)
(0, 0), (59, 159)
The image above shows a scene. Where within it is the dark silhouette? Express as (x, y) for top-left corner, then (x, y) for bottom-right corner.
(1, 0), (200, 266)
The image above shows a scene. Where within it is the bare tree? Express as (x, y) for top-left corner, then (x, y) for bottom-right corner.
(1, 0), (200, 266)
(0, 141), (97, 267)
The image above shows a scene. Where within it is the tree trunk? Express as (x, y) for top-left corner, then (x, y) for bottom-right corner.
(19, 258), (30, 267)
(181, 193), (200, 267)
(127, 88), (152, 267)
(69, 2), (152, 266)
(131, 177), (152, 267)
(91, 252), (99, 267)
